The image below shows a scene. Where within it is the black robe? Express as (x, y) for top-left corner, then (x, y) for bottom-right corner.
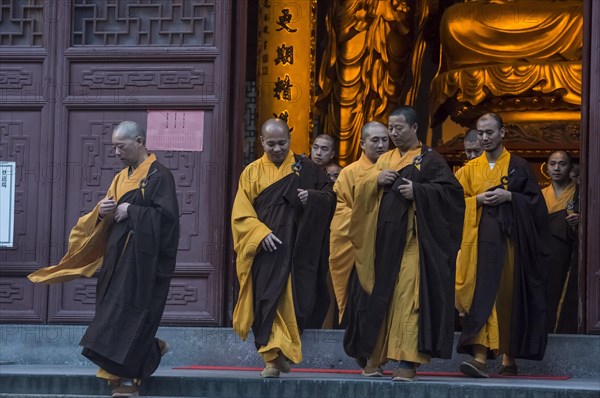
(344, 147), (465, 361)
(458, 154), (550, 360)
(80, 161), (179, 379)
(251, 155), (335, 348)
(546, 185), (579, 334)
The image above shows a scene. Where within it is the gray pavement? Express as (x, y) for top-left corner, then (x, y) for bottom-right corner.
(0, 364), (598, 398)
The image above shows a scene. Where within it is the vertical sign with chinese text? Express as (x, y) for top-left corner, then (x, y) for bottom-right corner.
(0, 162), (16, 247)
(257, 0), (316, 155)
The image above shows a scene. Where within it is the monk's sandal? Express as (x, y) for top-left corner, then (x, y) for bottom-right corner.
(158, 338), (170, 356)
(260, 366), (280, 378)
(460, 359), (490, 378)
(361, 364), (384, 377)
(392, 367), (417, 382)
(111, 379), (139, 397)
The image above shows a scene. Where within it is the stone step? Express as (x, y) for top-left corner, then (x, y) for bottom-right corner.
(1, 326), (599, 378)
(1, 365), (599, 398)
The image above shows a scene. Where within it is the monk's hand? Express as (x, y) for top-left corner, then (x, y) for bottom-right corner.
(297, 188), (308, 205)
(261, 233), (282, 252)
(480, 188), (512, 206)
(377, 170), (398, 186)
(98, 195), (116, 218)
(566, 212), (579, 226)
(398, 178), (414, 200)
(114, 203), (130, 223)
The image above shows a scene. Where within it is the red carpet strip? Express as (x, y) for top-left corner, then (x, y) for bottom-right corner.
(173, 365), (571, 380)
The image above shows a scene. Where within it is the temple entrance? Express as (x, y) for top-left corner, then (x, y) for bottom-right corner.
(242, 0), (598, 334)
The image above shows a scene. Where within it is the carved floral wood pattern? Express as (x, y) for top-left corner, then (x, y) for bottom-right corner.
(72, 0), (215, 46)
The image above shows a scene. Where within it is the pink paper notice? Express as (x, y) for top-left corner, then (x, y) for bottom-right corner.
(146, 110), (204, 151)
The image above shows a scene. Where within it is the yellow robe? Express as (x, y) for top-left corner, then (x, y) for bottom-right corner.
(329, 153), (374, 322)
(28, 154), (157, 284)
(231, 151), (302, 364)
(455, 148), (514, 354)
(349, 147), (430, 365)
(542, 181), (576, 214)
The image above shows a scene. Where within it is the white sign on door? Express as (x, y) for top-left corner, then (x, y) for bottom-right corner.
(0, 162), (16, 247)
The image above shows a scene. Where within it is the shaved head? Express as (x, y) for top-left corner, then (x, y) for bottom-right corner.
(260, 118), (290, 166)
(360, 120), (389, 163)
(478, 113), (504, 130)
(261, 118), (290, 136)
(112, 121), (148, 168)
(326, 162), (343, 182)
(464, 129), (479, 143)
(389, 106), (418, 126)
(311, 134), (336, 168)
(463, 129), (483, 160)
(361, 121), (387, 141)
(114, 121), (146, 144)
(313, 134), (335, 148)
(547, 150), (572, 166)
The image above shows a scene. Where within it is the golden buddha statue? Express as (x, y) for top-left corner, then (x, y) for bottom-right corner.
(316, 0), (415, 165)
(318, 0), (582, 164)
(431, 0), (583, 129)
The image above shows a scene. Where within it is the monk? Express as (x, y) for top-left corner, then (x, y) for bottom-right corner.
(456, 113), (550, 378)
(326, 162), (343, 182)
(231, 118), (335, 378)
(344, 106), (464, 381)
(29, 121), (179, 397)
(329, 121), (389, 328)
(321, 160), (344, 328)
(542, 151), (579, 334)
(308, 133), (338, 328)
(464, 129), (483, 161)
(311, 134), (337, 169)
(456, 129), (484, 182)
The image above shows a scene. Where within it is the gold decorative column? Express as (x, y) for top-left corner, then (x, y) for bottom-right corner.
(257, 0), (317, 154)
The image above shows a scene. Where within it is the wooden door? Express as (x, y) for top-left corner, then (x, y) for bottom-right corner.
(1, 0), (234, 326)
(582, 0), (600, 333)
(0, 0), (52, 323)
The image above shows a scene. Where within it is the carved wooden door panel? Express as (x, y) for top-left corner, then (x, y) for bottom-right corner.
(0, 0), (51, 323)
(1, 0), (231, 325)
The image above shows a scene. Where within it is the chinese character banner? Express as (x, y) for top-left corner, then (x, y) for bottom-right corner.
(257, 0), (316, 155)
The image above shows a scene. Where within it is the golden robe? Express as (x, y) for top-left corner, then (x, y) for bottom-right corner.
(455, 148), (513, 355)
(231, 151), (302, 364)
(457, 148), (549, 359)
(349, 147), (430, 364)
(28, 154), (158, 284)
(329, 153), (374, 322)
(542, 181), (577, 214)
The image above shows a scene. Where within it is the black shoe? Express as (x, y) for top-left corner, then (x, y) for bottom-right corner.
(460, 359), (490, 378)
